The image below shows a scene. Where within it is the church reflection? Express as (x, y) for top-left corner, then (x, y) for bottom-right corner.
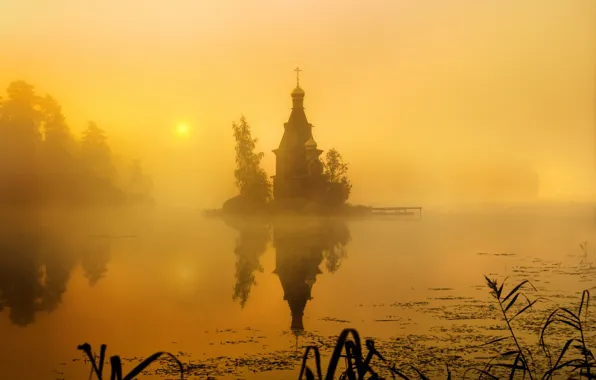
(228, 217), (351, 333)
(0, 215), (111, 326)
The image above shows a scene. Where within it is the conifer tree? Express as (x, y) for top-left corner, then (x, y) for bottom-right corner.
(81, 121), (116, 182)
(0, 81), (42, 205)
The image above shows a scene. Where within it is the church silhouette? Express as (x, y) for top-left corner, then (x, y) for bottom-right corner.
(272, 68), (326, 205)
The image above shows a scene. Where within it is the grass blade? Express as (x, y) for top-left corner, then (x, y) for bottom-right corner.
(508, 352), (522, 380)
(389, 366), (412, 380)
(122, 352), (184, 380)
(503, 280), (529, 303)
(504, 293), (520, 313)
(411, 366), (430, 380)
(510, 298), (540, 321)
(299, 346), (323, 380)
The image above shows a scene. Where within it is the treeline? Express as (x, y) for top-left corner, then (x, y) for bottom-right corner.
(0, 81), (153, 208)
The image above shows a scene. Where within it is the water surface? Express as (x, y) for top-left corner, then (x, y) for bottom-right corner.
(2, 204), (596, 379)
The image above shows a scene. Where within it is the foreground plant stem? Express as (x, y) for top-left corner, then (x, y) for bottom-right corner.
(496, 296), (534, 380)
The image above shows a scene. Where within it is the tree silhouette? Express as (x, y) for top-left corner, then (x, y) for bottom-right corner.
(322, 148), (352, 207)
(0, 81), (153, 208)
(0, 81), (43, 206)
(1, 81), (42, 145)
(127, 159), (154, 203)
(232, 116), (272, 205)
(81, 121), (115, 182)
(78, 121), (126, 205)
(38, 95), (81, 204)
(40, 95), (70, 143)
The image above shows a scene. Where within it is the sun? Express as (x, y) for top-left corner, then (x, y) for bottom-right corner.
(175, 122), (190, 137)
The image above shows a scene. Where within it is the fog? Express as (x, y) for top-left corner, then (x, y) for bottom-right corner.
(1, 0), (595, 208)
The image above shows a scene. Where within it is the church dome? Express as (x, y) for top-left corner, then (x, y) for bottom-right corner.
(305, 137), (317, 149)
(291, 86), (305, 97)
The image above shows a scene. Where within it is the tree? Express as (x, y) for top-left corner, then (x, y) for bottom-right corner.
(81, 121), (116, 182)
(81, 121), (110, 157)
(322, 148), (352, 207)
(0, 81), (43, 206)
(1, 81), (42, 141)
(232, 115), (271, 205)
(38, 95), (80, 204)
(127, 159), (153, 201)
(40, 95), (71, 145)
(79, 121), (125, 205)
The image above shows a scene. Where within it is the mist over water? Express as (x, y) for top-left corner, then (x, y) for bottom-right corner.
(2, 0), (596, 208)
(1, 0), (596, 378)
(0, 204), (594, 378)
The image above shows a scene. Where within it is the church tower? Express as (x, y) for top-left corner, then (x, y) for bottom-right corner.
(272, 68), (325, 203)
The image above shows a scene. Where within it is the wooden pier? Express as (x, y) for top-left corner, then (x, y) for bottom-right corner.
(369, 207), (422, 218)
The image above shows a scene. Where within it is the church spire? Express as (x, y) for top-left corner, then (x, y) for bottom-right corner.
(291, 67), (305, 108)
(295, 66), (302, 87)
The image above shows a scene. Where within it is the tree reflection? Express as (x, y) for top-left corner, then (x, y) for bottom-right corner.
(38, 232), (78, 312)
(0, 229), (44, 326)
(0, 220), (77, 326)
(81, 238), (111, 287)
(320, 219), (351, 274)
(223, 216), (270, 308)
(233, 221), (270, 307)
(0, 215), (112, 326)
(226, 216), (351, 332)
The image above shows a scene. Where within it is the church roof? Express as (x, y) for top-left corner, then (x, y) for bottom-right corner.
(275, 68), (322, 156)
(291, 86), (305, 97)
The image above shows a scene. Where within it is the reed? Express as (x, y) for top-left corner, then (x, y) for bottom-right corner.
(76, 342), (184, 380)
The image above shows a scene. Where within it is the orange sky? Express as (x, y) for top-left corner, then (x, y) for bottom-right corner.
(1, 0), (595, 207)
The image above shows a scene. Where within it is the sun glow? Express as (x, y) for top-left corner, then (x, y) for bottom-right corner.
(175, 122), (190, 137)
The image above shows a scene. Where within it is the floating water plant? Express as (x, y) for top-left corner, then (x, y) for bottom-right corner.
(295, 277), (596, 379)
(78, 275), (596, 379)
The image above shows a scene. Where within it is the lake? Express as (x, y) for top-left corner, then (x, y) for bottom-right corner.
(2, 203), (596, 379)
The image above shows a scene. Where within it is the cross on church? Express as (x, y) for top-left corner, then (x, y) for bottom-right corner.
(294, 66), (302, 86)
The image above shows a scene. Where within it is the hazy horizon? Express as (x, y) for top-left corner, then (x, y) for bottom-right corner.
(2, 0), (595, 208)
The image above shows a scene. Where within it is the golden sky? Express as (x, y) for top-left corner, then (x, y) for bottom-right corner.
(1, 0), (595, 207)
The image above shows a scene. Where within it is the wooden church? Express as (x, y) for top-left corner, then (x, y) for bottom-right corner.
(271, 68), (327, 206)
